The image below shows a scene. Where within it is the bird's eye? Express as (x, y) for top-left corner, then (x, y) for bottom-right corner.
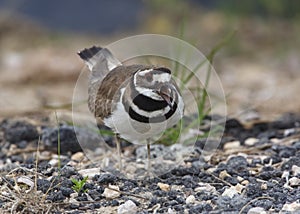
(145, 73), (153, 82)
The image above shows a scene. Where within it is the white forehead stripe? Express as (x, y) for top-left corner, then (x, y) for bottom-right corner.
(138, 69), (153, 76)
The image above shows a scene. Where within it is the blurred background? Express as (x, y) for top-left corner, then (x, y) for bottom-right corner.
(0, 0), (300, 121)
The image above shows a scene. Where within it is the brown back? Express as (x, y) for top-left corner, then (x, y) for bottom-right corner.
(91, 64), (154, 119)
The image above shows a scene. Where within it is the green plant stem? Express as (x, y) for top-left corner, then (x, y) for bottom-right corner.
(54, 111), (61, 176)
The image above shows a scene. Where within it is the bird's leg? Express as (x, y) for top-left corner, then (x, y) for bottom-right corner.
(146, 140), (151, 173)
(115, 134), (122, 170)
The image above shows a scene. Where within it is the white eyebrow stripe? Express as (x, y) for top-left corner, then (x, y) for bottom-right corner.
(152, 73), (171, 82)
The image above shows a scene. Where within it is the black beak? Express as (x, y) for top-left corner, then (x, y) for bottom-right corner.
(156, 84), (174, 110)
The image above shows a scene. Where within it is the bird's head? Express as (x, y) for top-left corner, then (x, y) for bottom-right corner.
(133, 67), (177, 109)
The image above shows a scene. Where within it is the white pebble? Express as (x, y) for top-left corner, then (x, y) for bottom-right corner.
(282, 171), (290, 180)
(260, 183), (268, 190)
(222, 186), (238, 198)
(237, 176), (244, 182)
(247, 207), (266, 214)
(1, 191), (10, 197)
(195, 183), (216, 193)
(244, 138), (259, 146)
(17, 176), (34, 193)
(270, 138), (280, 143)
(69, 198), (79, 205)
(167, 207), (176, 214)
(289, 177), (300, 186)
(281, 201), (300, 212)
(71, 152), (85, 161)
(292, 165), (300, 176)
(103, 185), (120, 199)
(241, 180), (249, 185)
(219, 170), (231, 179)
(70, 192), (78, 199)
(224, 141), (241, 150)
(118, 200), (137, 214)
(186, 195), (196, 204)
(235, 183), (244, 193)
(224, 184), (244, 197)
(157, 182), (170, 191)
(78, 168), (100, 178)
(49, 159), (59, 166)
(284, 128), (295, 137)
(17, 176), (34, 189)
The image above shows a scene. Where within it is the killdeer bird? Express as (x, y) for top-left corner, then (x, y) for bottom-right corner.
(78, 46), (184, 172)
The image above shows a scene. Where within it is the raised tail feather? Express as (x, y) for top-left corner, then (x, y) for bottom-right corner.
(78, 45), (121, 72)
(78, 46), (103, 61)
(78, 45), (122, 114)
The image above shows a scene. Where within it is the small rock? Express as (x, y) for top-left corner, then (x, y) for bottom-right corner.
(227, 156), (248, 169)
(186, 195), (196, 204)
(85, 192), (94, 201)
(71, 152), (85, 161)
(46, 190), (66, 202)
(219, 170), (231, 179)
(60, 187), (74, 197)
(292, 165), (300, 176)
(3, 120), (39, 144)
(157, 182), (170, 191)
(244, 138), (259, 146)
(70, 192), (78, 199)
(284, 128), (295, 137)
(16, 140), (28, 149)
(39, 151), (52, 160)
(167, 207), (176, 214)
(282, 171), (289, 180)
(281, 156), (300, 171)
(235, 183), (244, 193)
(69, 198), (79, 206)
(241, 180), (249, 186)
(78, 168), (100, 178)
(97, 173), (117, 184)
(289, 177), (300, 186)
(281, 201), (300, 212)
(224, 141), (241, 150)
(42, 125), (81, 154)
(270, 138), (280, 144)
(195, 183), (216, 193)
(237, 176), (244, 182)
(247, 207), (266, 214)
(292, 141), (300, 150)
(17, 176), (34, 193)
(48, 158), (59, 166)
(61, 165), (76, 178)
(222, 186), (238, 198)
(117, 200), (137, 214)
(260, 183), (268, 190)
(103, 185), (120, 199)
(42, 125), (100, 154)
(10, 155), (23, 163)
(279, 147), (296, 158)
(37, 179), (51, 193)
(89, 189), (103, 200)
(48, 154), (69, 167)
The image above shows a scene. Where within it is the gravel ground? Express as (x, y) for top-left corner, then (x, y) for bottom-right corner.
(0, 113), (300, 213)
